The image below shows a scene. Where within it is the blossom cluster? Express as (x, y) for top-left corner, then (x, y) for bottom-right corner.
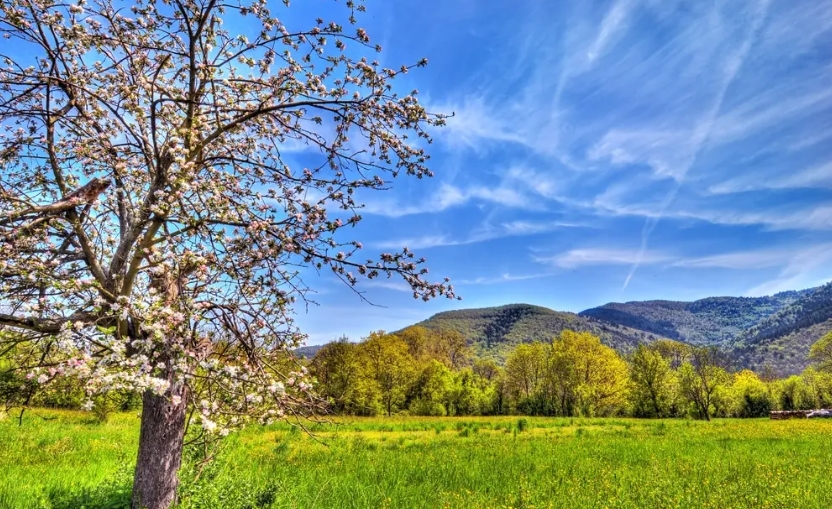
(1, 0), (453, 434)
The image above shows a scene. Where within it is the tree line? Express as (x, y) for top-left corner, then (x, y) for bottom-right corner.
(4, 327), (831, 421)
(308, 327), (832, 420)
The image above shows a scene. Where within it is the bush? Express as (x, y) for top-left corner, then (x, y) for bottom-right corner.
(31, 377), (85, 409)
(0, 367), (28, 409)
(738, 394), (771, 418)
(409, 399), (447, 416)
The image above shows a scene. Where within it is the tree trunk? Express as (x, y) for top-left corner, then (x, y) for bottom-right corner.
(132, 384), (187, 509)
(698, 398), (710, 421)
(651, 390), (661, 418)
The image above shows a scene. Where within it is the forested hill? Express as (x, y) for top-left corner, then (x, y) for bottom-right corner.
(730, 319), (832, 376)
(578, 290), (811, 346)
(404, 283), (832, 374)
(732, 283), (832, 347)
(412, 304), (665, 360)
(299, 283), (832, 375)
(726, 283), (832, 374)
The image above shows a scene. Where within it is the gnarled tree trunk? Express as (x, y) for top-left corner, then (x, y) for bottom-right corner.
(131, 383), (187, 509)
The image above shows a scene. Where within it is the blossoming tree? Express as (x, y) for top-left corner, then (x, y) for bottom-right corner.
(0, 0), (456, 507)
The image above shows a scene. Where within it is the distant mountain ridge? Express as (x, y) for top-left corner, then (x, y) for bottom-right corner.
(732, 284), (832, 347)
(299, 282), (832, 376)
(411, 304), (664, 360)
(578, 290), (812, 346)
(410, 282), (832, 375)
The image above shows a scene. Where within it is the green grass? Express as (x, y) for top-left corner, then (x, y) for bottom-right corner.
(2, 410), (832, 508)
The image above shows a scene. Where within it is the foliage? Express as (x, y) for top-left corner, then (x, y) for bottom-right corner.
(309, 329), (495, 417)
(809, 331), (832, 373)
(361, 332), (416, 416)
(730, 319), (832, 376)
(628, 344), (676, 418)
(308, 339), (376, 415)
(0, 0), (458, 504)
(580, 290), (811, 346)
(547, 331), (630, 417)
(406, 287), (832, 375)
(408, 360), (453, 416)
(797, 368), (832, 409)
(310, 326), (832, 421)
(677, 347), (730, 421)
(736, 283), (832, 346)
(775, 375), (817, 411)
(0, 356), (29, 410)
(725, 370), (772, 418)
(413, 304), (659, 362)
(503, 343), (547, 413)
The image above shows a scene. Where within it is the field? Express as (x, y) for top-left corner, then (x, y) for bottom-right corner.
(1, 411), (832, 508)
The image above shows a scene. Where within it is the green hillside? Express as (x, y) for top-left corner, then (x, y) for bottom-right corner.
(733, 283), (832, 347)
(412, 304), (664, 360)
(730, 319), (832, 375)
(578, 291), (810, 346)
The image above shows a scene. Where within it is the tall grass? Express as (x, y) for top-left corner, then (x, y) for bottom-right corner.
(2, 411), (831, 508)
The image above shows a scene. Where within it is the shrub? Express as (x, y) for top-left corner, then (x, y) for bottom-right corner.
(409, 399), (447, 416)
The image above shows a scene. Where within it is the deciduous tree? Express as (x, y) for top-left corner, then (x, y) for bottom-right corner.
(726, 370), (771, 418)
(0, 1), (454, 507)
(408, 359), (453, 416)
(309, 338), (365, 413)
(504, 342), (546, 410)
(629, 344), (674, 418)
(359, 332), (415, 416)
(677, 347), (729, 420)
(548, 330), (629, 417)
(809, 331), (832, 373)
(429, 327), (471, 369)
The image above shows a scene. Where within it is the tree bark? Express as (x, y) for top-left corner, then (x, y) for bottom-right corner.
(131, 384), (187, 509)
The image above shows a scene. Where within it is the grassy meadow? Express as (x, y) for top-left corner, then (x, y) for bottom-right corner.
(1, 410), (832, 508)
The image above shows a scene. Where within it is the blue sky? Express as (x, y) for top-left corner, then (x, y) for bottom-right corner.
(285, 0), (832, 344)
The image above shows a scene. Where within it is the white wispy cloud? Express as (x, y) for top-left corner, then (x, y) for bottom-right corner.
(439, 97), (527, 151)
(673, 248), (802, 270)
(362, 279), (414, 293)
(708, 86), (832, 146)
(587, 129), (692, 180)
(586, 0), (638, 65)
(526, 242), (832, 297)
(534, 248), (672, 269)
(457, 272), (558, 285)
(361, 181), (539, 218)
(360, 183), (468, 218)
(374, 235), (460, 250)
(674, 206), (832, 232)
(746, 244), (832, 296)
(620, 0), (772, 289)
(587, 198), (832, 232)
(501, 219), (589, 235)
(374, 218), (587, 250)
(708, 161), (832, 194)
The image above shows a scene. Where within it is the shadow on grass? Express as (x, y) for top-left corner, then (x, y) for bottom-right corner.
(1, 461), (279, 509)
(46, 468), (132, 509)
